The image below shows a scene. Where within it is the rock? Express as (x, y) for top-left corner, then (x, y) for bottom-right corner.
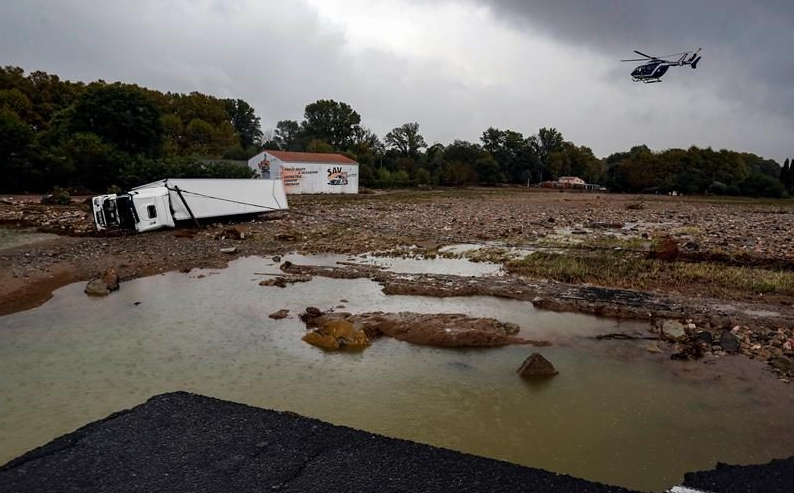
(84, 268), (120, 297)
(220, 247), (237, 254)
(517, 353), (558, 377)
(769, 356), (793, 373)
(268, 309), (289, 320)
(84, 278), (111, 296)
(275, 233), (296, 242)
(683, 241), (700, 251)
(302, 331), (340, 351)
(695, 331), (713, 345)
(644, 342), (663, 354)
(302, 319), (369, 351)
(305, 307), (323, 317)
(272, 256), (282, 262)
(719, 331), (740, 354)
(662, 320), (686, 339)
(101, 268), (119, 291)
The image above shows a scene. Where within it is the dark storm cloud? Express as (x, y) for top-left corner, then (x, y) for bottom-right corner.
(481, 0), (794, 118)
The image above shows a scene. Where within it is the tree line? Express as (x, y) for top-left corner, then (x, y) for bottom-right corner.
(1, 66), (791, 197)
(1, 66), (259, 192)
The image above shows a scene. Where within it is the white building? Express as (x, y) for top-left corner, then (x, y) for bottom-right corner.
(558, 176), (586, 185)
(247, 150), (359, 194)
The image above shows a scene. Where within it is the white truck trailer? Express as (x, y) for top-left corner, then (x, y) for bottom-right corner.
(91, 178), (288, 233)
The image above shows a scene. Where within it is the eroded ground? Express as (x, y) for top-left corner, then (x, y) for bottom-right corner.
(1, 189), (793, 379)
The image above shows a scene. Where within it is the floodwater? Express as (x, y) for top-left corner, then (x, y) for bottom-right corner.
(283, 252), (503, 276)
(0, 228), (57, 250)
(2, 256), (794, 492)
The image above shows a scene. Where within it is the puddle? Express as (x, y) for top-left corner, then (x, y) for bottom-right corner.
(282, 252), (503, 276)
(1, 256), (794, 492)
(0, 228), (58, 250)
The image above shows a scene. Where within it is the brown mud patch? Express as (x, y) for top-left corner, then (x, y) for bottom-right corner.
(300, 308), (550, 348)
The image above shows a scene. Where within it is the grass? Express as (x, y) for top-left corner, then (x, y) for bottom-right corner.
(506, 251), (794, 299)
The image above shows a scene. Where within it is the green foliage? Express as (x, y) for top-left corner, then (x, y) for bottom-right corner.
(117, 157), (254, 190)
(224, 98), (262, 148)
(274, 120), (301, 150)
(301, 99), (361, 150)
(385, 122), (426, 156)
(68, 84), (163, 156)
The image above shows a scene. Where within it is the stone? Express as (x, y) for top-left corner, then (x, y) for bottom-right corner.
(517, 353), (558, 377)
(662, 320), (686, 339)
(644, 342), (663, 354)
(302, 319), (369, 351)
(220, 247), (237, 254)
(719, 331), (740, 354)
(695, 331), (714, 345)
(84, 278), (111, 297)
(268, 309), (289, 320)
(101, 268), (119, 291)
(302, 331), (339, 351)
(275, 233), (296, 242)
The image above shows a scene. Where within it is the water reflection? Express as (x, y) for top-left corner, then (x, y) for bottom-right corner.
(0, 256), (793, 492)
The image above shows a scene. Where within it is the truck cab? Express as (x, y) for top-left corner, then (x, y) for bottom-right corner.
(92, 187), (175, 233)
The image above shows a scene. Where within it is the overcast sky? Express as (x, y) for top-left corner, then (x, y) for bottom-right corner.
(2, 0), (793, 161)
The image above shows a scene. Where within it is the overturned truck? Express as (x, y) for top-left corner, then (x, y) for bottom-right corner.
(91, 178), (288, 233)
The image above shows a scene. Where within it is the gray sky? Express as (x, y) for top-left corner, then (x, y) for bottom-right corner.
(1, 0), (792, 161)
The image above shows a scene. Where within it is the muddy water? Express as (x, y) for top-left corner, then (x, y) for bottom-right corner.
(1, 257), (794, 492)
(0, 228), (57, 250)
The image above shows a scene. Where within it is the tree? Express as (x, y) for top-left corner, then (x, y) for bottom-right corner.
(781, 158), (791, 193)
(68, 84), (163, 157)
(301, 99), (361, 150)
(529, 127), (565, 181)
(385, 122), (427, 157)
(0, 108), (33, 192)
(274, 120), (301, 150)
(224, 98), (262, 148)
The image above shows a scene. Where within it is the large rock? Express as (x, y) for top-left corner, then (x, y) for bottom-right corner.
(302, 319), (369, 351)
(662, 320), (686, 340)
(517, 353), (558, 377)
(84, 269), (120, 297)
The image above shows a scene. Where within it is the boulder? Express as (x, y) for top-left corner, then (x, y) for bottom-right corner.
(517, 353), (558, 377)
(302, 319), (369, 351)
(84, 268), (120, 297)
(84, 278), (111, 297)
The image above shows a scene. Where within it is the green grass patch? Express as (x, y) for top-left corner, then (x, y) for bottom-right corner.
(506, 252), (794, 299)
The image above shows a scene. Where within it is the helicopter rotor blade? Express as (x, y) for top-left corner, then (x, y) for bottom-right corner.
(633, 50), (655, 59)
(620, 58), (648, 62)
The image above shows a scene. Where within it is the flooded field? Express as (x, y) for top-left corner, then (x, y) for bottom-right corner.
(2, 256), (794, 492)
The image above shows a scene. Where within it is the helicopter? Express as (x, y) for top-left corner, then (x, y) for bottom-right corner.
(621, 48), (702, 83)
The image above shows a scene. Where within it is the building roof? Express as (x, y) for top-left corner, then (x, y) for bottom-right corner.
(265, 150), (358, 165)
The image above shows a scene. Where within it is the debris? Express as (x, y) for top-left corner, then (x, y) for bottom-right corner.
(220, 247), (237, 254)
(216, 227), (245, 240)
(769, 356), (793, 373)
(517, 353), (558, 377)
(275, 233), (296, 242)
(268, 309), (290, 320)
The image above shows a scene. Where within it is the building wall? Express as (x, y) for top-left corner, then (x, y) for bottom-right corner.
(247, 152), (359, 194)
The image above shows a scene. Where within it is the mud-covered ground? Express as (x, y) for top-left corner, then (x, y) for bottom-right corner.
(1, 189), (793, 378)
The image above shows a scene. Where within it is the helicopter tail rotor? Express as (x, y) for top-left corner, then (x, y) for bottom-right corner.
(691, 56), (702, 69)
